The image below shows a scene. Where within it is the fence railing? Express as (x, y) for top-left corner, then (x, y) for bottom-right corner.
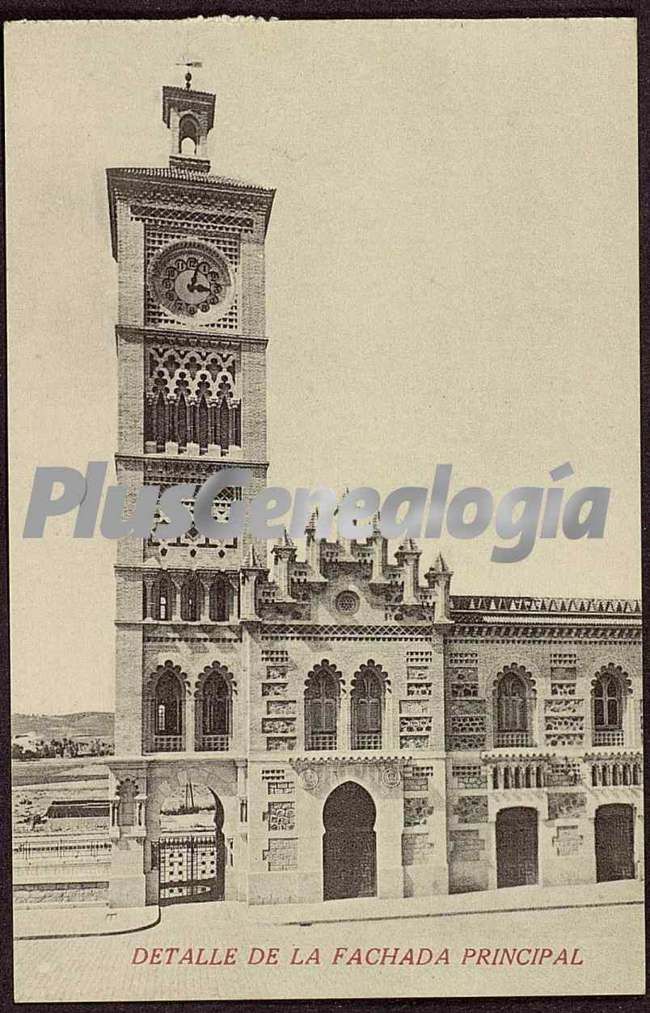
(13, 837), (111, 864)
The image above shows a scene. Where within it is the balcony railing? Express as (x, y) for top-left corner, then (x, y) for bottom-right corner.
(197, 734), (230, 752)
(593, 729), (624, 746)
(151, 735), (183, 752)
(307, 732), (337, 751)
(352, 732), (382, 750)
(591, 758), (641, 787)
(494, 731), (532, 748)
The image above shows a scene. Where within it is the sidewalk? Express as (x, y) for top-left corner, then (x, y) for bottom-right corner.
(248, 878), (644, 926)
(14, 878), (642, 939)
(14, 904), (160, 940)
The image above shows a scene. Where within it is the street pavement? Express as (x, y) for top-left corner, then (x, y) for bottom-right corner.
(13, 881), (645, 1002)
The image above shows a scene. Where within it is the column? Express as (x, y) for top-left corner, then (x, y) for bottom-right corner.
(185, 690), (195, 752)
(199, 576), (210, 622)
(340, 692), (351, 752)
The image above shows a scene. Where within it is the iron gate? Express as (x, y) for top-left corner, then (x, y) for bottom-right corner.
(154, 833), (225, 905)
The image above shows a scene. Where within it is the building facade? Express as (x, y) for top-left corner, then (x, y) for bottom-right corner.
(106, 78), (643, 909)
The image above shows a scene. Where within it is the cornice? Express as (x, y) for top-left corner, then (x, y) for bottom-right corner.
(107, 167), (275, 258)
(448, 623), (641, 643)
(115, 324), (268, 351)
(258, 623), (437, 642)
(115, 454), (269, 471)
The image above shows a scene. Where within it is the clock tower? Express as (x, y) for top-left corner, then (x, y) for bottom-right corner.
(106, 74), (274, 907)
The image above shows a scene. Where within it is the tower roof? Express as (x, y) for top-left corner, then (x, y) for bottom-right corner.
(105, 166), (275, 260)
(272, 529), (296, 553)
(396, 537), (421, 555)
(434, 551), (452, 574)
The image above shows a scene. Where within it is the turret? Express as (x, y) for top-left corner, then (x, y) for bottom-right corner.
(369, 514), (388, 583)
(271, 529), (297, 599)
(162, 69), (216, 172)
(305, 510), (323, 577)
(239, 544), (267, 620)
(395, 537), (421, 604)
(425, 552), (454, 622)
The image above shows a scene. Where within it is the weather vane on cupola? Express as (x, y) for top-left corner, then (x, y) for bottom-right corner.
(175, 55), (203, 91)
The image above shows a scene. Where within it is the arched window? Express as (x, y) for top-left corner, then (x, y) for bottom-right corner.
(196, 664), (234, 751)
(209, 578), (229, 622)
(497, 673), (527, 732)
(203, 673), (231, 735)
(197, 395), (209, 452)
(154, 671), (183, 737)
(494, 666), (533, 747)
(201, 673), (231, 749)
(179, 115), (199, 155)
(593, 673), (622, 729)
(351, 665), (384, 750)
(153, 576), (174, 621)
(592, 669), (624, 745)
(176, 393), (188, 449)
(305, 662), (340, 750)
(218, 400), (231, 450)
(144, 663), (186, 752)
(117, 779), (138, 827)
(180, 575), (201, 622)
(154, 390), (167, 452)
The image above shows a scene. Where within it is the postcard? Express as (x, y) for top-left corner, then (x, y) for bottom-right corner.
(6, 15), (643, 1002)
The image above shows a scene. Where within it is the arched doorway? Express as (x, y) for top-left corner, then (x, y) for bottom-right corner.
(157, 784), (226, 904)
(595, 804), (635, 882)
(496, 807), (538, 888)
(322, 782), (376, 900)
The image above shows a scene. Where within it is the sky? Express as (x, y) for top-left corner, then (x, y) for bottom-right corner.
(5, 17), (639, 713)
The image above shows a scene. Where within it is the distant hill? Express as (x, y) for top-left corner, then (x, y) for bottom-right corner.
(12, 712), (114, 742)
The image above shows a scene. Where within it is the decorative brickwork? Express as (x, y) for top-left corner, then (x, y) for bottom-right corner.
(400, 717), (432, 734)
(450, 829), (485, 861)
(403, 774), (428, 792)
(452, 765), (487, 789)
(263, 839), (298, 871)
(552, 825), (583, 856)
(266, 802), (296, 831)
(548, 792), (587, 820)
(404, 797), (431, 827)
(399, 699), (431, 716)
(400, 735), (430, 750)
(266, 737), (296, 751)
(266, 701), (296, 717)
(453, 795), (488, 824)
(402, 835), (434, 865)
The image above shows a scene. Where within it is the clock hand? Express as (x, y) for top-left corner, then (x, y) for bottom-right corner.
(187, 265), (201, 293)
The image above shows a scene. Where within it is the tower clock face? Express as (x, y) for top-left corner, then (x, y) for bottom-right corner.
(147, 241), (234, 321)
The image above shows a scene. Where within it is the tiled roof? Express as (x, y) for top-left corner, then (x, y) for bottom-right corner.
(106, 165), (275, 259)
(108, 165), (273, 193)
